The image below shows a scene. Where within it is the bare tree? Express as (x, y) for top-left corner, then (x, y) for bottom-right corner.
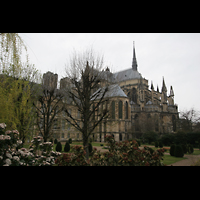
(64, 49), (109, 159)
(179, 107), (200, 132)
(33, 84), (65, 142)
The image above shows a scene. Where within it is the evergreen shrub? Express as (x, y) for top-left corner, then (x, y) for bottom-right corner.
(188, 144), (194, 154)
(68, 138), (72, 144)
(174, 145), (184, 157)
(64, 142), (70, 152)
(181, 144), (187, 154)
(54, 138), (57, 144)
(170, 144), (176, 156)
(56, 142), (62, 152)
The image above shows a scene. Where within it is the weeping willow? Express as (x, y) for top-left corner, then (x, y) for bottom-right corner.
(0, 33), (41, 142)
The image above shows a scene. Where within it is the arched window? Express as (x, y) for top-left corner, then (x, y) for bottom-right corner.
(111, 101), (115, 119)
(125, 101), (128, 119)
(128, 88), (137, 103)
(119, 100), (123, 119)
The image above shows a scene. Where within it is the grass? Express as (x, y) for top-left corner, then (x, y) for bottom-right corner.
(162, 154), (187, 165)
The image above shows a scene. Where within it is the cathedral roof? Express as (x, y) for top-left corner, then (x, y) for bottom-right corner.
(113, 68), (142, 82)
(105, 84), (127, 98)
(91, 84), (127, 100)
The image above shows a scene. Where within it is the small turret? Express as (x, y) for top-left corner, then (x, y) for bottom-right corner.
(161, 77), (167, 104)
(161, 77), (167, 93)
(151, 81), (154, 90)
(170, 86), (174, 96)
(157, 85), (159, 93)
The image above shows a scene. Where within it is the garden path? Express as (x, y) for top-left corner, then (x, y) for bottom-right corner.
(168, 154), (200, 166)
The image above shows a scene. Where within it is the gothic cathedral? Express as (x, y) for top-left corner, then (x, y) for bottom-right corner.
(42, 42), (179, 142)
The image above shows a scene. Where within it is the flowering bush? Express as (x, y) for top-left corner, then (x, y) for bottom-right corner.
(55, 134), (165, 166)
(86, 135), (165, 166)
(0, 123), (61, 166)
(55, 145), (89, 166)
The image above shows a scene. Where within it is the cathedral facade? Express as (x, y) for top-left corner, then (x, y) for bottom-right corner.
(42, 43), (179, 142)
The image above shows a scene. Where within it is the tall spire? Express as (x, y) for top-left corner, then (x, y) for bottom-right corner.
(162, 76), (167, 93)
(132, 41), (138, 71)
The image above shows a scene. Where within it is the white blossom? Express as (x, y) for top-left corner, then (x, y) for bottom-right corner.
(5, 158), (11, 165)
(13, 156), (20, 161)
(5, 130), (11, 135)
(0, 123), (6, 129)
(0, 135), (4, 140)
(17, 140), (22, 145)
(6, 152), (12, 159)
(12, 130), (19, 135)
(4, 135), (11, 140)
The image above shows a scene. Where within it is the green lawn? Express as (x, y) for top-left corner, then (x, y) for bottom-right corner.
(162, 154), (187, 165)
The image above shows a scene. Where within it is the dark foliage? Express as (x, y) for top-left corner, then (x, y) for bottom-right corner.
(158, 141), (163, 148)
(170, 144), (176, 156)
(174, 145), (184, 157)
(181, 144), (187, 154)
(188, 144), (194, 154)
(68, 138), (72, 144)
(56, 142), (62, 152)
(155, 141), (159, 148)
(64, 142), (70, 152)
(54, 138), (57, 144)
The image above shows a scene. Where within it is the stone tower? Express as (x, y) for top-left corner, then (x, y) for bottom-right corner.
(43, 71), (58, 90)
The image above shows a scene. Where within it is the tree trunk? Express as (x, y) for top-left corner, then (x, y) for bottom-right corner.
(44, 133), (47, 142)
(83, 134), (89, 160)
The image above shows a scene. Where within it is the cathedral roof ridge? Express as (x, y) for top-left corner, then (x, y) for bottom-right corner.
(113, 67), (133, 74)
(113, 68), (142, 82)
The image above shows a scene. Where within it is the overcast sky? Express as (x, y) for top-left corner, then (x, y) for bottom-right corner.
(18, 33), (200, 112)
